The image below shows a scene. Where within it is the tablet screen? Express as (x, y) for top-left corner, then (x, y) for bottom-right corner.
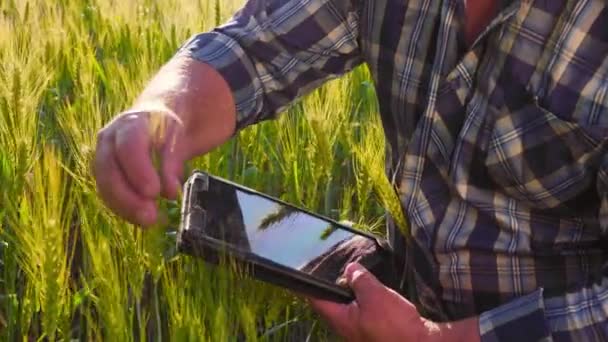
(192, 176), (379, 285)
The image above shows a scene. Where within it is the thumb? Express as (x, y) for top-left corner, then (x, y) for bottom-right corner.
(158, 124), (188, 200)
(160, 147), (186, 200)
(345, 262), (386, 309)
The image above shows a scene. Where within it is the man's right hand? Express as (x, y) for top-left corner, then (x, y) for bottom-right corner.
(94, 109), (187, 227)
(93, 57), (236, 227)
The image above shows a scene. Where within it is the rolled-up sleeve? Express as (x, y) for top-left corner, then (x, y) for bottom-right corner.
(480, 280), (608, 341)
(177, 0), (363, 130)
(479, 289), (551, 341)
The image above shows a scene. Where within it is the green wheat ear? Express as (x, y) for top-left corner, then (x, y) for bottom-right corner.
(214, 0), (221, 26)
(2, 0), (392, 338)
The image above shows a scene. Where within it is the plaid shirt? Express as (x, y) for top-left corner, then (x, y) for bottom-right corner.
(178, 0), (608, 340)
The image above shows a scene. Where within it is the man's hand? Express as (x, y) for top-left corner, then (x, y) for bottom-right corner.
(308, 263), (480, 342)
(93, 56), (236, 227)
(94, 109), (186, 226)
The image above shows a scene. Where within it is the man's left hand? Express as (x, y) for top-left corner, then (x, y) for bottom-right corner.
(307, 263), (480, 342)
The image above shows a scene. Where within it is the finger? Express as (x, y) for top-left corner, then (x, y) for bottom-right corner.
(307, 298), (357, 338)
(307, 298), (347, 319)
(345, 262), (419, 317)
(113, 113), (161, 199)
(344, 262), (386, 309)
(94, 130), (158, 227)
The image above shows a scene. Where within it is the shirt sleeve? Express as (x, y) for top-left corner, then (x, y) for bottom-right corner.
(480, 154), (608, 341)
(176, 0), (363, 131)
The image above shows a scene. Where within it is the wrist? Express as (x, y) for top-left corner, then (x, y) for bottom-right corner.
(426, 316), (480, 342)
(125, 56), (236, 159)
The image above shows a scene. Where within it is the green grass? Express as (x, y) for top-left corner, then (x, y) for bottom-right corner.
(0, 0), (405, 340)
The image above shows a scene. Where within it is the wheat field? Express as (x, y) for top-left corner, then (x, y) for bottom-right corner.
(0, 0), (401, 340)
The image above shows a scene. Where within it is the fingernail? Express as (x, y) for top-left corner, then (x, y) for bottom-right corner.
(336, 276), (348, 288)
(351, 269), (365, 281)
(144, 183), (158, 197)
(345, 263), (366, 283)
(345, 262), (364, 275)
(137, 209), (153, 225)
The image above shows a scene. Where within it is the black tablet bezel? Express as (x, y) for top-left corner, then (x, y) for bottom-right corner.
(176, 170), (386, 303)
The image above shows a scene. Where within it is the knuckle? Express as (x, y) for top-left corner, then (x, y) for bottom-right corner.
(92, 154), (115, 188)
(113, 123), (129, 144)
(91, 154), (103, 180)
(116, 122), (147, 152)
(96, 128), (107, 145)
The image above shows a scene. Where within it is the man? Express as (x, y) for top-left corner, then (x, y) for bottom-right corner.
(93, 0), (608, 340)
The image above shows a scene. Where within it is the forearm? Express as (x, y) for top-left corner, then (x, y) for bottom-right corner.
(130, 55), (237, 158)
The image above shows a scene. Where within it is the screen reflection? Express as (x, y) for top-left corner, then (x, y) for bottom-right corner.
(197, 179), (378, 285)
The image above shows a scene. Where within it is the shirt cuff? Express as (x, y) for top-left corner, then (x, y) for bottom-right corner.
(479, 288), (552, 342)
(177, 31), (263, 131)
